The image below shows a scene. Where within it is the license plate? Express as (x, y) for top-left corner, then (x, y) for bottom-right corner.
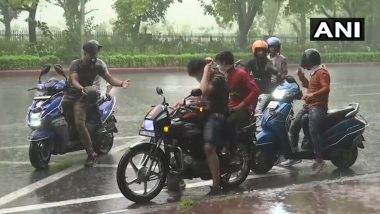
(139, 130), (155, 137)
(267, 101), (279, 110)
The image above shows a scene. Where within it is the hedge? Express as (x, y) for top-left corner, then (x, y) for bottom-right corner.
(102, 52), (380, 68)
(0, 55), (60, 70)
(0, 52), (379, 70)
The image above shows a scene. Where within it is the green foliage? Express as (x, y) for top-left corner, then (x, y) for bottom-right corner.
(179, 198), (195, 209)
(0, 52), (379, 70)
(199, 0), (265, 49)
(113, 0), (181, 37)
(0, 55), (60, 70)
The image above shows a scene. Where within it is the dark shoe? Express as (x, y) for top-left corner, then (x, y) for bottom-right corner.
(84, 155), (97, 167)
(311, 161), (326, 176)
(166, 190), (181, 202)
(206, 186), (223, 196)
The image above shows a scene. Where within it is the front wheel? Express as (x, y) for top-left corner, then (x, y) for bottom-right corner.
(330, 146), (358, 169)
(93, 132), (114, 155)
(250, 146), (276, 174)
(117, 144), (168, 203)
(29, 140), (51, 169)
(221, 143), (250, 188)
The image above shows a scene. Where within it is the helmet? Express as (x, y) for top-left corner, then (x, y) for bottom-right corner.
(252, 40), (268, 55)
(300, 48), (321, 69)
(267, 37), (281, 47)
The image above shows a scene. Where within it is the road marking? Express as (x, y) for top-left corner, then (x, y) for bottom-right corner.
(0, 165), (83, 207)
(0, 169), (289, 214)
(0, 137), (145, 207)
(0, 135), (141, 151)
(0, 145), (28, 150)
(94, 164), (118, 168)
(349, 92), (380, 97)
(114, 136), (141, 140)
(0, 161), (60, 166)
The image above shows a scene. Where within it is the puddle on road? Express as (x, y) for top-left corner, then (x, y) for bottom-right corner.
(152, 177), (380, 214)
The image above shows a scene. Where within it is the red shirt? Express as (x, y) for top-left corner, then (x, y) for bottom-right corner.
(227, 68), (261, 109)
(307, 68), (330, 109)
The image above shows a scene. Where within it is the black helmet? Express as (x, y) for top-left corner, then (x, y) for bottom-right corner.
(82, 42), (99, 57)
(300, 48), (321, 70)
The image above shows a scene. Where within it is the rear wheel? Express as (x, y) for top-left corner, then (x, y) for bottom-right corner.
(29, 140), (51, 169)
(221, 143), (250, 188)
(330, 146), (358, 169)
(250, 146), (276, 174)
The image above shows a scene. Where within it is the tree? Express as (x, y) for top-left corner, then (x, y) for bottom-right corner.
(9, 0), (39, 43)
(46, 0), (95, 58)
(255, 0), (285, 36)
(0, 0), (20, 40)
(113, 0), (182, 39)
(284, 0), (318, 49)
(199, 0), (265, 50)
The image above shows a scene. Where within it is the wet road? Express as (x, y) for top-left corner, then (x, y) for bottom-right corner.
(0, 63), (379, 213)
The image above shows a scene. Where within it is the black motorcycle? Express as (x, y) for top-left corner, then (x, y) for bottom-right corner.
(116, 87), (251, 203)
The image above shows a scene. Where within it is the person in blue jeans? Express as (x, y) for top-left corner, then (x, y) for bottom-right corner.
(281, 49), (330, 175)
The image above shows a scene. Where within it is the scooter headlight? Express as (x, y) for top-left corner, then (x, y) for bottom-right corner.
(29, 112), (42, 127)
(272, 89), (286, 100)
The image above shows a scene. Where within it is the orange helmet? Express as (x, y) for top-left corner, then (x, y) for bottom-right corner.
(252, 40), (268, 55)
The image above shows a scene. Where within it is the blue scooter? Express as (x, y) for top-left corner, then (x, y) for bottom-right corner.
(251, 76), (368, 173)
(26, 65), (118, 169)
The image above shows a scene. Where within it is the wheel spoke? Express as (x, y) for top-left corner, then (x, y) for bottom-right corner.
(126, 178), (139, 185)
(129, 160), (139, 174)
(143, 181), (148, 194)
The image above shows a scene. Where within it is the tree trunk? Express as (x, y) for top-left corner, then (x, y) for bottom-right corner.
(3, 9), (11, 40)
(28, 7), (37, 43)
(131, 18), (141, 39)
(238, 28), (249, 50)
(300, 12), (306, 49)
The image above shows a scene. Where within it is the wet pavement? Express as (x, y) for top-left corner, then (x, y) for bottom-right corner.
(0, 63), (379, 213)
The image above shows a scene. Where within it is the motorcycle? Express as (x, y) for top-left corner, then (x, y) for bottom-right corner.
(251, 76), (368, 174)
(26, 64), (118, 169)
(116, 87), (251, 203)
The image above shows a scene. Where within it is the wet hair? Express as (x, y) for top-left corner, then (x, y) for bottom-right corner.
(215, 51), (234, 65)
(187, 58), (206, 77)
(82, 42), (99, 57)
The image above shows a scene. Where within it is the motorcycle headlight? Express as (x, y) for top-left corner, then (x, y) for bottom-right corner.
(272, 89), (286, 100)
(30, 112), (42, 127)
(143, 120), (154, 131)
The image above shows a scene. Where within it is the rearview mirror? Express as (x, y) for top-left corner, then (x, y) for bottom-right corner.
(39, 64), (51, 83)
(285, 75), (296, 83)
(190, 88), (202, 97)
(53, 64), (67, 80)
(156, 87), (163, 95)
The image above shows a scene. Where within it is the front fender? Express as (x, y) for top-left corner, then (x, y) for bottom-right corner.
(28, 129), (55, 142)
(256, 130), (276, 146)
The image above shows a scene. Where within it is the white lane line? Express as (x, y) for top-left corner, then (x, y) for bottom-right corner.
(114, 136), (141, 141)
(349, 92), (380, 97)
(0, 136), (140, 151)
(0, 137), (146, 207)
(0, 165), (83, 207)
(0, 161), (61, 166)
(94, 164), (118, 168)
(0, 145), (29, 150)
(0, 169), (289, 214)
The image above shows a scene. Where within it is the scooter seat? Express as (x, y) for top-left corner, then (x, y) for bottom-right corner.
(325, 107), (355, 129)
